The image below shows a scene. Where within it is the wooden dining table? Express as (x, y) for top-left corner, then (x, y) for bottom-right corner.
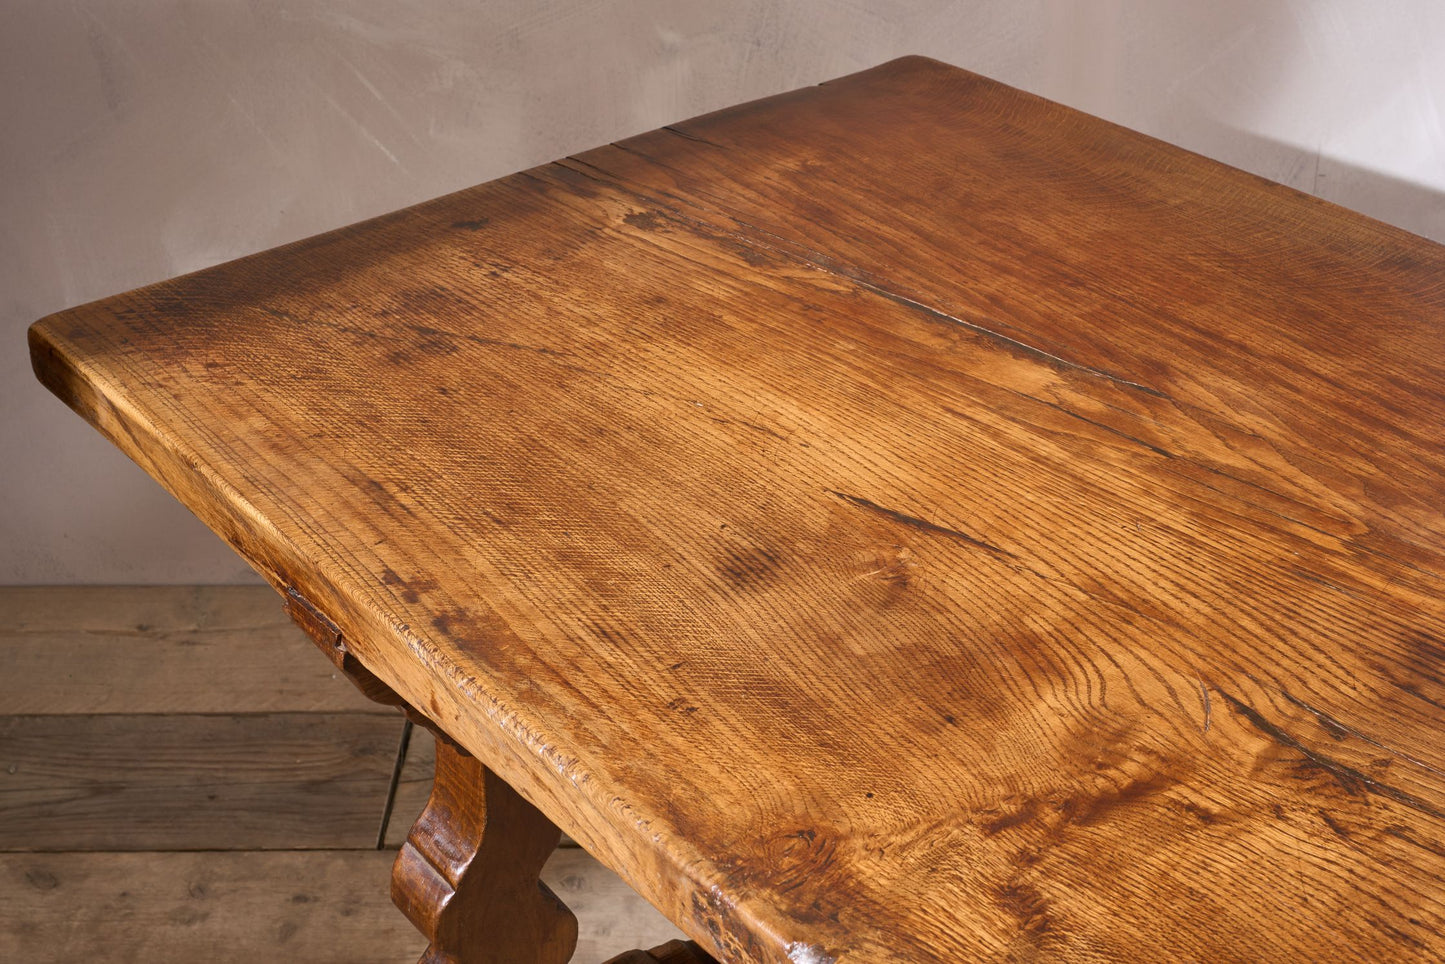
(28, 56), (1445, 962)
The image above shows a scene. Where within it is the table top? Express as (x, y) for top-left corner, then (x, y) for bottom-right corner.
(29, 56), (1445, 962)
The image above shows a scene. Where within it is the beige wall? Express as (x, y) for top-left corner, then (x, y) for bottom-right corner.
(4, 0), (1443, 584)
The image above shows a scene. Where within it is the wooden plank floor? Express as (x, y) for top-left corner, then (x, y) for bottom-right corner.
(0, 586), (683, 963)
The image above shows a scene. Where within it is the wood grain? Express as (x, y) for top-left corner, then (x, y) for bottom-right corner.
(28, 56), (1445, 961)
(0, 713), (399, 851)
(0, 586), (380, 714)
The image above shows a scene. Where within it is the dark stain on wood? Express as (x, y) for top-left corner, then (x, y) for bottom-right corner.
(718, 546), (782, 588)
(624, 210), (669, 232)
(1220, 690), (1445, 821)
(829, 490), (1014, 558)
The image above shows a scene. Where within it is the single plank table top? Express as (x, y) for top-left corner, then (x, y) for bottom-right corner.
(29, 57), (1445, 962)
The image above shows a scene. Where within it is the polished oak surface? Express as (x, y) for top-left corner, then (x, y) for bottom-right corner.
(30, 57), (1445, 961)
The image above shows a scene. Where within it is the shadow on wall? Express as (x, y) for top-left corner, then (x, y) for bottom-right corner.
(1200, 124), (1445, 244)
(1197, 1), (1445, 242)
(1028, 0), (1445, 243)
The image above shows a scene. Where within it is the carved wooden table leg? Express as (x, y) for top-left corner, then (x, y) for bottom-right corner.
(392, 738), (578, 964)
(283, 589), (577, 963)
(601, 940), (718, 964)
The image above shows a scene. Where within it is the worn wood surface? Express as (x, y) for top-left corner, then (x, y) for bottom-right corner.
(28, 56), (1445, 961)
(392, 738), (578, 963)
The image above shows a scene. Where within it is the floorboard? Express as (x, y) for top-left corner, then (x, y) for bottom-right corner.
(0, 586), (381, 714)
(0, 846), (682, 963)
(0, 586), (685, 961)
(1, 850), (419, 963)
(0, 713), (399, 851)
